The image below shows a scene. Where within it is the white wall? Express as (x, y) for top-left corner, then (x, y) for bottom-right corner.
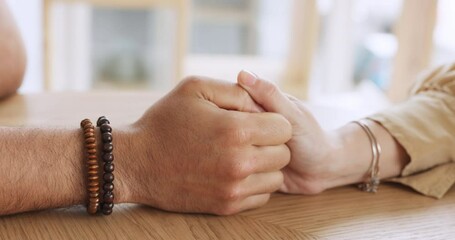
(6, 0), (43, 93)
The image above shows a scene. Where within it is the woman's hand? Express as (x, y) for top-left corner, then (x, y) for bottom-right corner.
(121, 76), (292, 215)
(238, 70), (410, 195)
(237, 71), (340, 194)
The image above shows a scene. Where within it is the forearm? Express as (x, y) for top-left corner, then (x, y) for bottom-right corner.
(0, 126), (134, 216)
(0, 0), (26, 99)
(329, 119), (410, 188)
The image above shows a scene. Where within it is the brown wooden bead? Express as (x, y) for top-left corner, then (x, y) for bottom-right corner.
(87, 165), (99, 171)
(88, 175), (99, 181)
(103, 143), (113, 153)
(100, 124), (112, 133)
(87, 163), (98, 169)
(88, 155), (97, 160)
(88, 182), (99, 188)
(84, 131), (94, 137)
(88, 186), (100, 193)
(87, 160), (98, 166)
(83, 120), (91, 125)
(104, 163), (114, 173)
(103, 191), (114, 203)
(84, 127), (94, 133)
(103, 182), (114, 192)
(80, 119), (91, 128)
(88, 201), (99, 209)
(83, 125), (93, 130)
(89, 197), (100, 204)
(89, 192), (99, 198)
(87, 170), (98, 176)
(103, 173), (114, 183)
(87, 149), (97, 154)
(84, 131), (94, 138)
(85, 137), (95, 144)
(87, 206), (98, 215)
(85, 143), (96, 149)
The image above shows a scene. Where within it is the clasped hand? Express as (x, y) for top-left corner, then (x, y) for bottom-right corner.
(123, 71), (335, 215)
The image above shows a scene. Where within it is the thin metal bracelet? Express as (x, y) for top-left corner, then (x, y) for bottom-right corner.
(353, 119), (382, 193)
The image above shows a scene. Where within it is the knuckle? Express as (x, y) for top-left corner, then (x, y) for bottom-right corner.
(219, 185), (242, 201)
(178, 76), (204, 92)
(223, 158), (250, 180)
(262, 81), (279, 97)
(214, 202), (239, 216)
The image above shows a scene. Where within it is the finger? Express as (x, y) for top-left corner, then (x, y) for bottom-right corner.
(179, 76), (264, 113)
(235, 193), (271, 213)
(228, 111), (292, 146)
(239, 171), (284, 197)
(249, 145), (290, 173)
(237, 70), (299, 122)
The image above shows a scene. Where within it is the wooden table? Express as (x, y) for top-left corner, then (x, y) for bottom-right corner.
(0, 92), (453, 239)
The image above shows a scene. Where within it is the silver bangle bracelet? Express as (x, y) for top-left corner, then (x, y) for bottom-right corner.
(353, 119), (382, 193)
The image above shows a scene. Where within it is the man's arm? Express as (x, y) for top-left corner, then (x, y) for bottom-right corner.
(0, 127), (134, 215)
(0, 77), (291, 216)
(0, 0), (26, 99)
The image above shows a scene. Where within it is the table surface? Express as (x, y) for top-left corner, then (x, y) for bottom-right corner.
(0, 92), (453, 240)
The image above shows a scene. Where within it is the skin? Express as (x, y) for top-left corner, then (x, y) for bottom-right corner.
(0, 0), (411, 216)
(0, 77), (292, 216)
(237, 70), (410, 194)
(0, 0), (26, 99)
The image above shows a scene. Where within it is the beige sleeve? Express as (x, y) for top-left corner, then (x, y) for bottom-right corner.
(368, 63), (455, 199)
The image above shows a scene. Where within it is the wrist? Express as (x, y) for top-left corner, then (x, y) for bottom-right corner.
(111, 125), (142, 204)
(328, 119), (410, 190)
(325, 123), (373, 188)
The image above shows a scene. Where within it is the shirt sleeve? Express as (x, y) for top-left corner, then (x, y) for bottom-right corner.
(368, 63), (455, 199)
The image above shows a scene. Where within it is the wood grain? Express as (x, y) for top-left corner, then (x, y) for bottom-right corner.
(0, 92), (453, 239)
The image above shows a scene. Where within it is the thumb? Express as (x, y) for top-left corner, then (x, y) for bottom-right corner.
(237, 70), (299, 123)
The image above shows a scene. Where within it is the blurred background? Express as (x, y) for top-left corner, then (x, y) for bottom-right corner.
(6, 0), (455, 112)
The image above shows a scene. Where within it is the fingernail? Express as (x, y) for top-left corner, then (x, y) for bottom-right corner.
(240, 70), (258, 86)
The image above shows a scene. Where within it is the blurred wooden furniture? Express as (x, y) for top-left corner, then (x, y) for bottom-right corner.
(284, 0), (439, 101)
(43, 0), (189, 90)
(282, 0), (318, 99)
(0, 92), (453, 239)
(388, 0), (438, 102)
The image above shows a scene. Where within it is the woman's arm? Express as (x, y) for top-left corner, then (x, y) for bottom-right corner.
(0, 0), (26, 99)
(239, 67), (455, 198)
(237, 70), (410, 194)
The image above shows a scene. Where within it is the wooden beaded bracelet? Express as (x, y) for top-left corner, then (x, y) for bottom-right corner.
(80, 119), (101, 215)
(97, 116), (115, 215)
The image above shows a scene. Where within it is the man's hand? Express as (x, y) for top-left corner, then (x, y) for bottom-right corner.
(124, 76), (292, 215)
